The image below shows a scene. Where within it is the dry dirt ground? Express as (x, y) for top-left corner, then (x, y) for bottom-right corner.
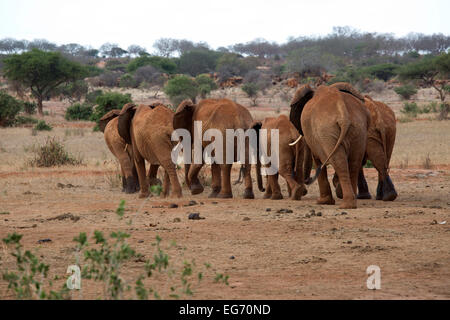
(0, 102), (449, 300)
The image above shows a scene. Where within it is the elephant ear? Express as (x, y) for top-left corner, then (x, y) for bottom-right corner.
(118, 103), (137, 145)
(98, 109), (121, 133)
(329, 82), (365, 102)
(289, 84), (314, 135)
(173, 99), (195, 136)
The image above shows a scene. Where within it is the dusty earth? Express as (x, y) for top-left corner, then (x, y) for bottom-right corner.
(0, 99), (449, 300)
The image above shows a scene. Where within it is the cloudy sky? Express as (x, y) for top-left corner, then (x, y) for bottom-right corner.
(1, 0), (449, 51)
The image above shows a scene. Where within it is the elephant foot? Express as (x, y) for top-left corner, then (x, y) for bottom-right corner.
(317, 196), (335, 205)
(357, 192), (372, 200)
(335, 184), (343, 199)
(339, 199), (357, 209)
(382, 176), (397, 201)
(217, 192), (233, 199)
(190, 183), (204, 195)
(271, 193), (283, 200)
(291, 186), (307, 200)
(382, 191), (397, 201)
(208, 186), (221, 198)
(376, 181), (384, 200)
(124, 176), (139, 194)
(263, 192), (272, 199)
(138, 192), (150, 199)
(243, 188), (255, 199)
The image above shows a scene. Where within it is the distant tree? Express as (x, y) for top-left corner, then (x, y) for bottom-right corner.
(178, 49), (222, 76)
(399, 53), (450, 119)
(27, 39), (57, 51)
(99, 43), (127, 58)
(58, 43), (85, 56)
(127, 55), (177, 74)
(134, 65), (165, 97)
(153, 38), (178, 57)
(0, 38), (27, 54)
(241, 70), (272, 106)
(3, 49), (87, 115)
(127, 44), (147, 57)
(55, 80), (89, 103)
(164, 75), (199, 105)
(216, 53), (257, 82)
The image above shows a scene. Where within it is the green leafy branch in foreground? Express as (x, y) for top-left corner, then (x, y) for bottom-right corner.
(1, 200), (229, 300)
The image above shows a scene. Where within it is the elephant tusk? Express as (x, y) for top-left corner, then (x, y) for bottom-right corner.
(289, 135), (302, 146)
(124, 144), (128, 152)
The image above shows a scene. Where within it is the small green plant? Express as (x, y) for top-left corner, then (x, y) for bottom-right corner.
(1, 233), (70, 299)
(150, 184), (163, 196)
(401, 102), (420, 117)
(65, 103), (93, 121)
(34, 120), (52, 131)
(364, 160), (374, 168)
(394, 84), (417, 100)
(28, 137), (82, 167)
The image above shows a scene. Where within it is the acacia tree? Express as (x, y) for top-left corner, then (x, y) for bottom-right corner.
(399, 53), (450, 119)
(4, 49), (87, 115)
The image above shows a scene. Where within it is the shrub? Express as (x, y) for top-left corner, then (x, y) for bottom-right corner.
(401, 102), (420, 116)
(394, 84), (418, 99)
(91, 92), (132, 124)
(56, 80), (89, 102)
(119, 74), (137, 88)
(241, 83), (259, 106)
(15, 115), (38, 126)
(28, 137), (82, 167)
(195, 74), (218, 98)
(99, 72), (120, 87)
(133, 65), (164, 87)
(0, 90), (23, 126)
(164, 75), (199, 105)
(34, 120), (52, 131)
(65, 103), (93, 121)
(23, 101), (37, 114)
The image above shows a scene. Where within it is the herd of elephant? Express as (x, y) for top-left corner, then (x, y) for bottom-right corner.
(99, 82), (398, 209)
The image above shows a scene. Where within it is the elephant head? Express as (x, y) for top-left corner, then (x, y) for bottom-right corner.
(118, 103), (137, 145)
(99, 109), (121, 133)
(289, 84), (314, 135)
(173, 99), (196, 138)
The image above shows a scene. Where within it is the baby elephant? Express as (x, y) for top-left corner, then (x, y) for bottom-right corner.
(253, 115), (307, 200)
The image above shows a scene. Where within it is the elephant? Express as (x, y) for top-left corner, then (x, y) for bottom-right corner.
(252, 115), (307, 200)
(118, 103), (182, 198)
(289, 83), (371, 209)
(331, 93), (398, 201)
(100, 110), (161, 194)
(173, 98), (263, 199)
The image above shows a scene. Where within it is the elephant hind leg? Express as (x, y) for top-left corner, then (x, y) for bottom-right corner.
(329, 155), (356, 209)
(217, 164), (233, 198)
(316, 164), (335, 205)
(263, 176), (272, 199)
(268, 174), (283, 200)
(134, 151), (149, 198)
(243, 164), (254, 199)
(188, 163), (205, 195)
(357, 167), (372, 199)
(279, 166), (304, 201)
(208, 163), (221, 198)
